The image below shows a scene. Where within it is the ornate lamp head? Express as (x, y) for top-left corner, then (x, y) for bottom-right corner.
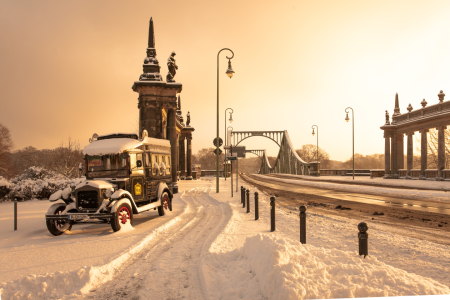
(226, 59), (235, 78)
(345, 113), (349, 122)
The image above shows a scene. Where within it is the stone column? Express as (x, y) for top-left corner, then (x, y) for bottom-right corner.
(397, 134), (404, 170)
(420, 129), (428, 180)
(384, 132), (391, 178)
(167, 108), (177, 183)
(390, 132), (398, 178)
(406, 132), (413, 179)
(186, 136), (193, 180)
(437, 126), (446, 180)
(179, 136), (186, 178)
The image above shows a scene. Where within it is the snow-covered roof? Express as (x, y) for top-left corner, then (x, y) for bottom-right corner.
(83, 137), (170, 156)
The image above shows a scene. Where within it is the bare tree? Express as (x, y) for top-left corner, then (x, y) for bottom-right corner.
(50, 137), (84, 178)
(295, 144), (330, 168)
(192, 148), (225, 170)
(414, 129), (450, 169)
(0, 124), (14, 177)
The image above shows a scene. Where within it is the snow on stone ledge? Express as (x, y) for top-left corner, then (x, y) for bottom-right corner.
(82, 137), (170, 156)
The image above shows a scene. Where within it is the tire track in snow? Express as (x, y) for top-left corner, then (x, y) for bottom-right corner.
(79, 188), (231, 300)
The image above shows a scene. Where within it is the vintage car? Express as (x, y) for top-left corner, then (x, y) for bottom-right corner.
(45, 132), (178, 236)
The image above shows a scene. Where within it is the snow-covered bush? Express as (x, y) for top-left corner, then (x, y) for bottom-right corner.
(1, 167), (85, 201)
(0, 176), (11, 198)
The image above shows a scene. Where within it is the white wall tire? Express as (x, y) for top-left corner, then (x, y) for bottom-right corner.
(157, 191), (170, 216)
(111, 202), (133, 232)
(46, 203), (72, 236)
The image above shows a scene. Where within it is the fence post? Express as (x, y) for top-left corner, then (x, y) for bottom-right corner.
(300, 205), (306, 244)
(14, 198), (17, 231)
(254, 192), (259, 220)
(270, 197), (275, 232)
(246, 189), (250, 213)
(358, 222), (369, 258)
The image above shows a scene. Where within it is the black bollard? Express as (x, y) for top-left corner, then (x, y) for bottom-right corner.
(270, 197), (275, 232)
(14, 198), (17, 231)
(246, 189), (250, 213)
(242, 188), (245, 208)
(299, 205), (306, 244)
(254, 192), (259, 220)
(241, 186), (244, 204)
(358, 222), (369, 258)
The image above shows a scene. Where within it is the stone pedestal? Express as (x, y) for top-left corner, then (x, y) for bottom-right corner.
(309, 161), (320, 176)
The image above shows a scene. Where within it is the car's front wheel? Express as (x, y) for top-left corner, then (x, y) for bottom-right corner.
(111, 202), (133, 232)
(46, 203), (72, 236)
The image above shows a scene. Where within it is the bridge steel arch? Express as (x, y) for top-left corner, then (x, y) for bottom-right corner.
(233, 130), (310, 175)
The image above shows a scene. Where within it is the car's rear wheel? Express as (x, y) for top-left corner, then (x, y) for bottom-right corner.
(46, 203), (72, 236)
(158, 192), (170, 216)
(111, 202), (133, 232)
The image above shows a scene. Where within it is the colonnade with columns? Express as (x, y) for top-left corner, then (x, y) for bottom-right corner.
(178, 129), (194, 179)
(381, 90), (450, 180)
(384, 126), (447, 180)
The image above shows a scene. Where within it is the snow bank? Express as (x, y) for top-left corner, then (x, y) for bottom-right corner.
(0, 215), (183, 299)
(203, 234), (450, 300)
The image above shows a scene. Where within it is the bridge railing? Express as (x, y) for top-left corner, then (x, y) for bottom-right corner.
(260, 130), (310, 175)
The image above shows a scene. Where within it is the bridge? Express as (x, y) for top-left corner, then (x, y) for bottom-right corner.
(230, 130), (310, 175)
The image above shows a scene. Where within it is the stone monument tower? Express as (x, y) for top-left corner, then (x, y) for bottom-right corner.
(132, 18), (182, 182)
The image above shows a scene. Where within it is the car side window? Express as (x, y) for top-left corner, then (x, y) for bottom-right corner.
(152, 154), (158, 176)
(166, 155), (171, 175)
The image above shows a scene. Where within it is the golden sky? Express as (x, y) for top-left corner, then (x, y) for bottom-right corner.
(1, 0), (450, 161)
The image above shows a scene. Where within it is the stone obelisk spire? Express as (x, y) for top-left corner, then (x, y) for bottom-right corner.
(393, 93), (400, 116)
(138, 17), (162, 81)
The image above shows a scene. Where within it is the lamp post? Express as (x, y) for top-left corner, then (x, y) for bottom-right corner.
(224, 108), (233, 181)
(345, 107), (355, 180)
(216, 48), (235, 193)
(228, 127), (234, 196)
(311, 125), (319, 164)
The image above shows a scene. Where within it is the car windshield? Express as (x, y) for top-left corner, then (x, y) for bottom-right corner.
(87, 154), (128, 178)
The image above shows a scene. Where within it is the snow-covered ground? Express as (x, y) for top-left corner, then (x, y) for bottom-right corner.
(0, 177), (449, 300)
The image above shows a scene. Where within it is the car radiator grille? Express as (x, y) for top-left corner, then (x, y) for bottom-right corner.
(77, 191), (99, 209)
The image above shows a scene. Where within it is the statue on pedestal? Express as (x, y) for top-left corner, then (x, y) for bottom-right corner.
(166, 52), (178, 82)
(385, 110), (390, 125)
(186, 111), (191, 126)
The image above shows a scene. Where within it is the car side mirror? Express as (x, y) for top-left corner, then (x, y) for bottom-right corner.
(137, 160), (142, 168)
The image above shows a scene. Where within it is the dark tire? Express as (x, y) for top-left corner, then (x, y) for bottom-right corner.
(158, 192), (170, 216)
(111, 202), (133, 232)
(46, 203), (71, 236)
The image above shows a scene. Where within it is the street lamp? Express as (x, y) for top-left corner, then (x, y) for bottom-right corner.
(224, 108), (233, 181)
(226, 126), (233, 182)
(216, 48), (235, 193)
(311, 125), (319, 166)
(345, 107), (355, 180)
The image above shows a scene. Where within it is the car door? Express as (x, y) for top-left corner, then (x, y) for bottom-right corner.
(130, 153), (145, 202)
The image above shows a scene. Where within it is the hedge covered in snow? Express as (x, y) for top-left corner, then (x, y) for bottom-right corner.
(0, 167), (85, 201)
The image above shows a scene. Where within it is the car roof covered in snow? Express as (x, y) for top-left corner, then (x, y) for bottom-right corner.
(83, 137), (171, 156)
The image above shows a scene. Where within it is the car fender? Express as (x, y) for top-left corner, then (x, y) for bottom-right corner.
(61, 202), (76, 214)
(110, 198), (133, 215)
(110, 189), (138, 214)
(156, 182), (171, 205)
